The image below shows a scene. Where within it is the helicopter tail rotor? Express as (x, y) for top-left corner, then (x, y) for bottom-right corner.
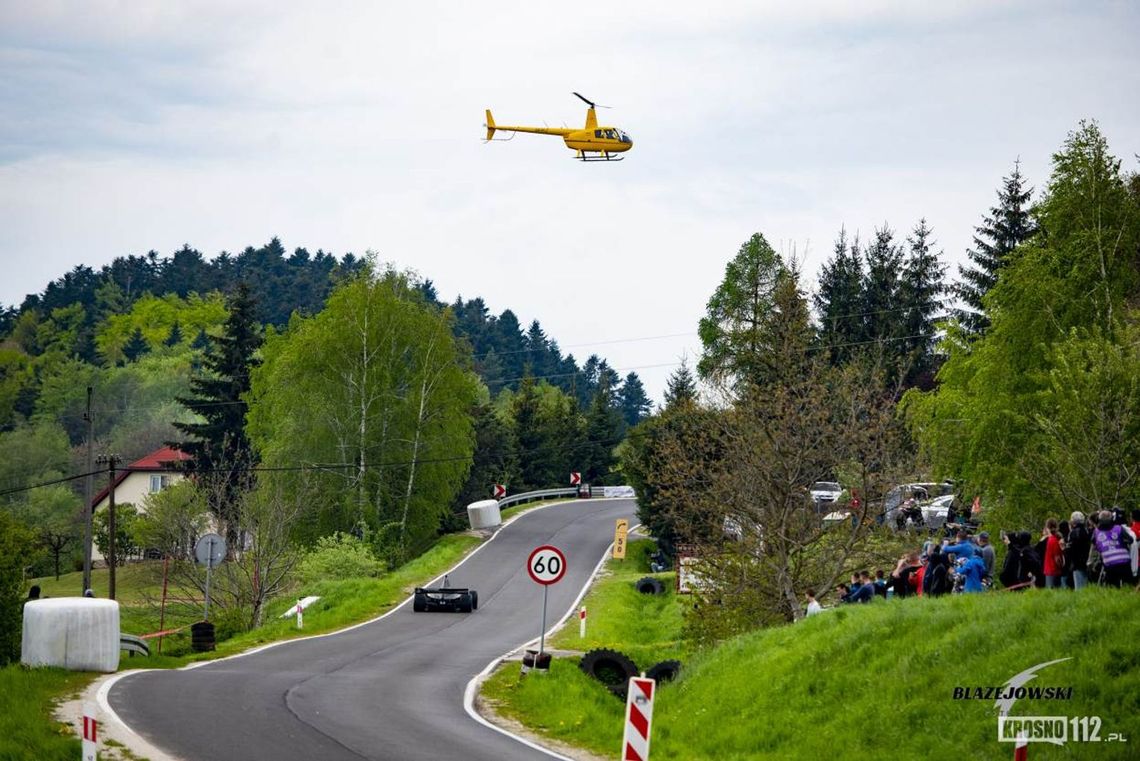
(484, 109), (496, 141)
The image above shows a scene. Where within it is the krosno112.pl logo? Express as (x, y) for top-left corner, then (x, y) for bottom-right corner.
(984, 658), (1128, 745)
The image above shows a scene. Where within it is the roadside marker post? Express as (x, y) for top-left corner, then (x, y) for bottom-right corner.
(296, 599), (303, 629)
(622, 676), (656, 761)
(579, 606), (587, 638)
(613, 519), (629, 560)
(82, 701), (98, 761)
(1014, 734), (1028, 761)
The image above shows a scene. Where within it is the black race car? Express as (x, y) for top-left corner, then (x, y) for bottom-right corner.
(412, 575), (478, 613)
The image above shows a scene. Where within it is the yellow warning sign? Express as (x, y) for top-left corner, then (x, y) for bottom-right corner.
(613, 519), (629, 559)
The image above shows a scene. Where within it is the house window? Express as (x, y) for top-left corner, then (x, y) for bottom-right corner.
(150, 475), (172, 493)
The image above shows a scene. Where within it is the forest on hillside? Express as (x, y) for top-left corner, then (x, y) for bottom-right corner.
(1, 120), (1136, 661)
(0, 240), (650, 586)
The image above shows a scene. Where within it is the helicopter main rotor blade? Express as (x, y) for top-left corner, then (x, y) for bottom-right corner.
(572, 91), (595, 108)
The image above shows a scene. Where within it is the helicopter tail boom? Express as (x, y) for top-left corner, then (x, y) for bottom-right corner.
(485, 110), (495, 141)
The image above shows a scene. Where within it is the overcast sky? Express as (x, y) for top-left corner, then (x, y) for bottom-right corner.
(2, 1), (1138, 403)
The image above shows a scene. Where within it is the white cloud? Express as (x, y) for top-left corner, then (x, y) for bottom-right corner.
(1, 1), (1138, 401)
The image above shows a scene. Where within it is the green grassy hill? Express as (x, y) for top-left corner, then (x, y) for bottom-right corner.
(486, 573), (1140, 760)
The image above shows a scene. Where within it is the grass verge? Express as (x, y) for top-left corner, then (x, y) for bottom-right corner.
(481, 538), (687, 758)
(485, 584), (1140, 760)
(0, 666), (90, 761)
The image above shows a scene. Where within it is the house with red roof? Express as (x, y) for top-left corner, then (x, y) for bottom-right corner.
(91, 446), (192, 517)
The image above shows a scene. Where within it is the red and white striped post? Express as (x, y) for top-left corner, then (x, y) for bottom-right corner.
(1013, 735), (1028, 761)
(622, 676), (656, 761)
(82, 702), (98, 761)
(296, 600), (303, 629)
(579, 606), (587, 638)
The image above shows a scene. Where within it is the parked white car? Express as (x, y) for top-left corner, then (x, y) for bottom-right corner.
(809, 481), (843, 503)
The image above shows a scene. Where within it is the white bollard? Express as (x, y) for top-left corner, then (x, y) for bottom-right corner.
(579, 606), (587, 638)
(82, 701), (98, 761)
(296, 600), (303, 629)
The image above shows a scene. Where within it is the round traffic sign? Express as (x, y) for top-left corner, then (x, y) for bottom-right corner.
(527, 545), (567, 585)
(194, 533), (226, 568)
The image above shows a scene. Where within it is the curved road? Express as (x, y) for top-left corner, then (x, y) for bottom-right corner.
(108, 498), (636, 761)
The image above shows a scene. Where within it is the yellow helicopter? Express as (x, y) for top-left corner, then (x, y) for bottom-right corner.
(484, 93), (633, 161)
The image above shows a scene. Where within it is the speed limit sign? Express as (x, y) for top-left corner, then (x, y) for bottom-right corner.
(527, 545), (567, 585)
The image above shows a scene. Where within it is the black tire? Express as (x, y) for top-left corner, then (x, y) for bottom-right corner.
(635, 576), (665, 595)
(579, 649), (639, 697)
(412, 591), (427, 612)
(645, 659), (681, 683)
(459, 593), (473, 613)
(469, 590), (478, 611)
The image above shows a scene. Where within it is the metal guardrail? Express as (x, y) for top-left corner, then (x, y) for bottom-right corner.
(496, 487), (578, 510)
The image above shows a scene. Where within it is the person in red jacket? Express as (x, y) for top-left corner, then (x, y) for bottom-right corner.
(1042, 518), (1066, 588)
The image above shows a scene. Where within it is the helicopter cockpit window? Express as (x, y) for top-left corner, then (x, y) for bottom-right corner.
(605, 129), (616, 139)
(595, 129), (603, 138)
(619, 131), (631, 143)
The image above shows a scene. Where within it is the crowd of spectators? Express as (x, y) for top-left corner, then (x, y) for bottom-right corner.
(817, 508), (1138, 612)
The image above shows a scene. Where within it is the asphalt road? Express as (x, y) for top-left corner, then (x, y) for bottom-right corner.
(108, 498), (637, 761)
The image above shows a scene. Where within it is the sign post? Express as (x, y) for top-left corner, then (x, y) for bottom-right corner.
(622, 676), (657, 761)
(296, 599), (303, 629)
(613, 519), (629, 560)
(194, 533), (226, 620)
(82, 702), (98, 761)
(527, 544), (567, 666)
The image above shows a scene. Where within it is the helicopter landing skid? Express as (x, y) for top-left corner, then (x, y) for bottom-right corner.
(575, 153), (624, 162)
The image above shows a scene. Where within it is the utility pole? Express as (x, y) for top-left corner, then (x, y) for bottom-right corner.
(96, 453), (122, 600)
(82, 387), (95, 594)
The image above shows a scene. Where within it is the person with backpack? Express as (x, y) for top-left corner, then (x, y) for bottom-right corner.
(999, 532), (1041, 589)
(923, 545), (951, 597)
(1066, 511), (1092, 589)
(1094, 511), (1135, 588)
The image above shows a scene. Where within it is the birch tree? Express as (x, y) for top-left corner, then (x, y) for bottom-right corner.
(248, 268), (477, 560)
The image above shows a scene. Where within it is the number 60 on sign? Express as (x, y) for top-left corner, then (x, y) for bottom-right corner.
(528, 545), (567, 585)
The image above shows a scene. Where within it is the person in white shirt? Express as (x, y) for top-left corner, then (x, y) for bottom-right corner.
(805, 588), (823, 617)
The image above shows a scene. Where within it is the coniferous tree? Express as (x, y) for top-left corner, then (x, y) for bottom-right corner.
(954, 162), (1037, 335)
(524, 320), (551, 378)
(663, 359), (698, 410)
(172, 283), (263, 538)
(511, 374), (546, 489)
(451, 403), (521, 511)
(190, 329), (210, 352)
(582, 378), (624, 484)
(814, 228), (864, 365)
(164, 321), (183, 348)
(861, 225), (904, 370)
(617, 372), (653, 428)
(122, 327), (149, 362)
(898, 219), (947, 387)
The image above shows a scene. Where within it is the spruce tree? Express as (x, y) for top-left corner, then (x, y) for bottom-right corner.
(898, 219), (947, 387)
(663, 359), (698, 410)
(510, 374), (546, 489)
(617, 372), (653, 427)
(813, 228), (865, 365)
(171, 283), (262, 537)
(954, 162), (1037, 335)
(164, 320), (183, 347)
(582, 378), (624, 484)
(122, 327), (149, 362)
(861, 225), (904, 372)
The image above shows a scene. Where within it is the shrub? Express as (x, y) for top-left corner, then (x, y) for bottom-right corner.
(298, 532), (384, 583)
